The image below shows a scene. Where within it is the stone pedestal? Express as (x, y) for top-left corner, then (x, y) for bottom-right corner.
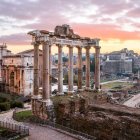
(32, 98), (55, 121)
(41, 99), (55, 121)
(31, 95), (42, 115)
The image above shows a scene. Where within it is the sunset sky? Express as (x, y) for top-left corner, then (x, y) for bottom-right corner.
(0, 0), (140, 54)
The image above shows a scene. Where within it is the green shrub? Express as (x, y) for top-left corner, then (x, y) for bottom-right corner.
(10, 101), (23, 108)
(0, 102), (10, 111)
(0, 96), (8, 102)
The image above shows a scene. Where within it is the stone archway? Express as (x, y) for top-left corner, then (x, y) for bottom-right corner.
(10, 71), (14, 93)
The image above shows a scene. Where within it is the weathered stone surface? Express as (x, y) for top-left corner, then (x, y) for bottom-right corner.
(55, 99), (140, 140)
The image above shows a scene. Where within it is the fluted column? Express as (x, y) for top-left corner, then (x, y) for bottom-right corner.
(95, 46), (101, 90)
(33, 43), (39, 96)
(77, 47), (83, 90)
(68, 46), (74, 93)
(42, 42), (52, 105)
(85, 47), (91, 89)
(58, 45), (63, 95)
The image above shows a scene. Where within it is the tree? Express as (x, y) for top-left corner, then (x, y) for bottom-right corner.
(63, 57), (68, 62)
(90, 58), (95, 72)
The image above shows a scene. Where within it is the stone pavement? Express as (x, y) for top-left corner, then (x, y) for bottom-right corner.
(123, 93), (140, 108)
(0, 110), (77, 140)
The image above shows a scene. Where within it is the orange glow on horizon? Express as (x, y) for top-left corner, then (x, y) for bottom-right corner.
(8, 39), (140, 55)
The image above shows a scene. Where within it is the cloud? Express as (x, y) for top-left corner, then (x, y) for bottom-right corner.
(0, 33), (30, 45)
(0, 0), (139, 47)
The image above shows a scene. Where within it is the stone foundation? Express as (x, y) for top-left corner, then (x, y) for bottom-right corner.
(55, 99), (140, 140)
(31, 98), (55, 121)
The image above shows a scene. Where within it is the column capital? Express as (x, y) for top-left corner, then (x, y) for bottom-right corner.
(67, 45), (73, 48)
(57, 44), (64, 48)
(42, 41), (50, 46)
(94, 46), (101, 50)
(76, 46), (82, 49)
(85, 46), (91, 50)
(32, 41), (40, 46)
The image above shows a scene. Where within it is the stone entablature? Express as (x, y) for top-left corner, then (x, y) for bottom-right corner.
(3, 55), (34, 68)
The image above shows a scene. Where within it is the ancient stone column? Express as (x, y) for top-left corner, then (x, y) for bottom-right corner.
(85, 47), (91, 90)
(95, 46), (101, 90)
(49, 45), (52, 94)
(58, 45), (63, 95)
(33, 43), (39, 96)
(77, 47), (83, 90)
(42, 42), (52, 105)
(68, 46), (74, 93)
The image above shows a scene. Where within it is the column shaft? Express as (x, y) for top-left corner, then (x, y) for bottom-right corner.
(49, 45), (52, 94)
(58, 45), (63, 94)
(68, 46), (73, 92)
(33, 43), (39, 96)
(86, 47), (90, 88)
(78, 47), (82, 90)
(95, 47), (101, 90)
(42, 43), (50, 100)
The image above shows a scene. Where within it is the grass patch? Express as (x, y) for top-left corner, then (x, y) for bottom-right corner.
(14, 110), (32, 122)
(102, 82), (133, 90)
(51, 91), (100, 106)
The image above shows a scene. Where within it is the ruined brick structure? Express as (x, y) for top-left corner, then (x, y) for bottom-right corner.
(56, 98), (140, 140)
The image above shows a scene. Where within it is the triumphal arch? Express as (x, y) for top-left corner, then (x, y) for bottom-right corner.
(28, 24), (101, 119)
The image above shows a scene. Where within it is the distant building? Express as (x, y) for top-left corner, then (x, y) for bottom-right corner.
(0, 44), (12, 82)
(2, 49), (43, 96)
(133, 56), (140, 71)
(102, 48), (133, 75)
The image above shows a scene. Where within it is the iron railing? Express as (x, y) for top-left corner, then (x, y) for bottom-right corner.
(0, 120), (29, 139)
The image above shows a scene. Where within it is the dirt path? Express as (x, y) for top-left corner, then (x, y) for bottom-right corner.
(0, 110), (77, 140)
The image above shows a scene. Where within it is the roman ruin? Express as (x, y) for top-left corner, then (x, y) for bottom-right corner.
(28, 24), (101, 118)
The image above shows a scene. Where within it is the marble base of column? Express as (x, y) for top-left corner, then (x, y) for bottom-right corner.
(67, 90), (75, 94)
(57, 92), (64, 96)
(32, 94), (42, 100)
(31, 95), (42, 116)
(77, 88), (84, 92)
(85, 87), (92, 91)
(42, 99), (55, 121)
(42, 99), (53, 106)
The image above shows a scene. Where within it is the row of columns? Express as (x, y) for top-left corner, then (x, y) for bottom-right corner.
(33, 42), (101, 105)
